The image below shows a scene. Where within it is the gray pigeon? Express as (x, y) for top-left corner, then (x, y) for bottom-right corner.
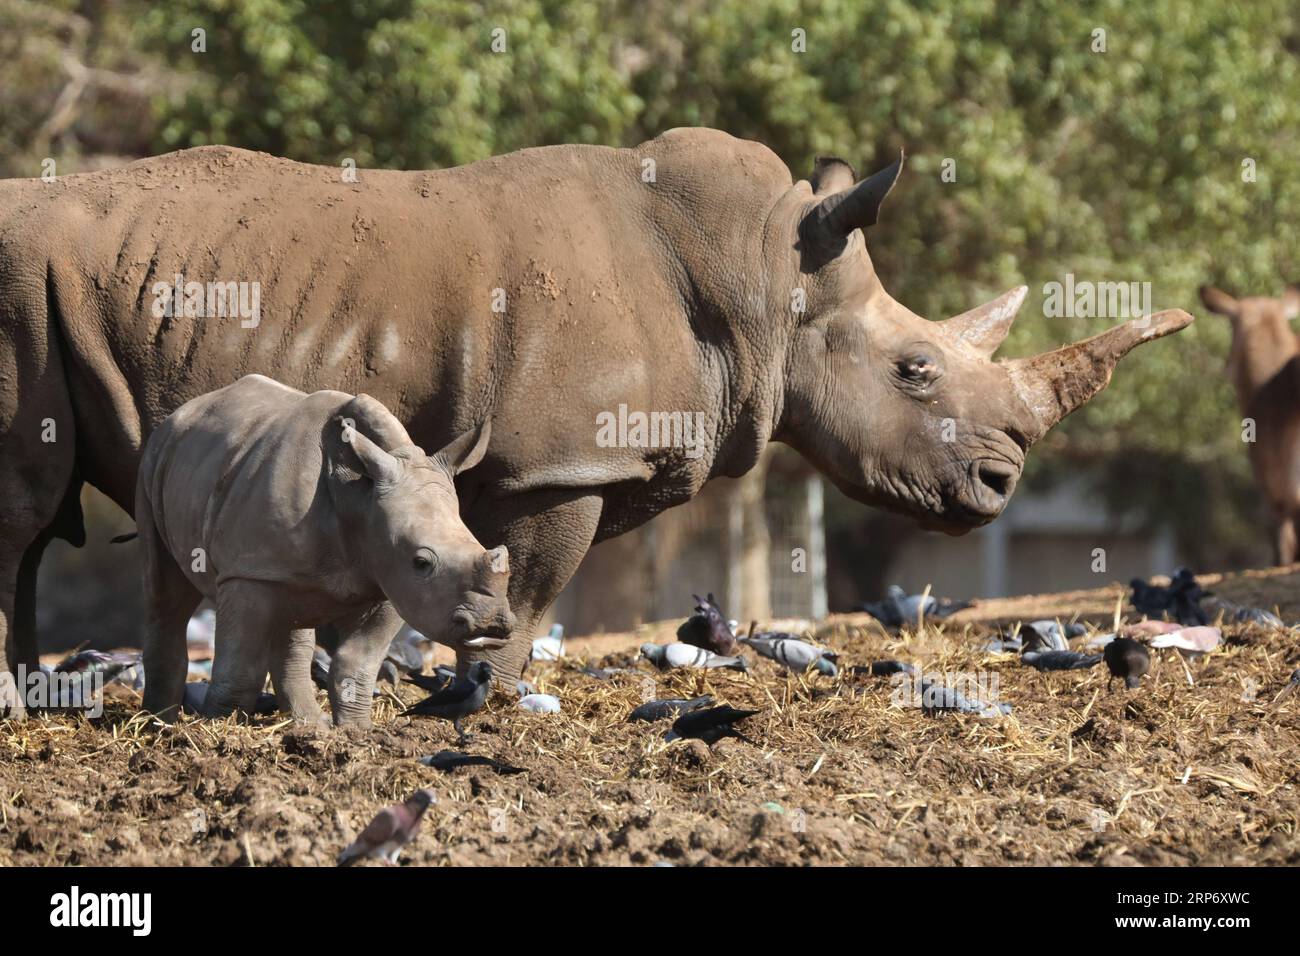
(628, 695), (714, 723)
(664, 705), (760, 744)
(740, 634), (837, 677)
(337, 789), (436, 866)
(311, 647), (332, 690)
(400, 661), (493, 743)
(639, 642), (748, 672)
(918, 680), (1011, 717)
(1020, 649), (1103, 671)
(859, 585), (970, 627)
(850, 660), (918, 678)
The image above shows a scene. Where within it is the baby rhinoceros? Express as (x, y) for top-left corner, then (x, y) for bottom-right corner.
(134, 374), (515, 727)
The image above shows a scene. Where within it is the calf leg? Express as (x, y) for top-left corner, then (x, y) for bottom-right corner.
(270, 628), (326, 725)
(138, 504), (202, 722)
(461, 490), (604, 682)
(205, 580), (282, 718)
(327, 602), (402, 728)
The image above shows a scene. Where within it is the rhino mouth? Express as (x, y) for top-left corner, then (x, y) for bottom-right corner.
(463, 632), (511, 649)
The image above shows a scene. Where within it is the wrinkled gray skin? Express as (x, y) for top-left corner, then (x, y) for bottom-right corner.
(136, 374), (514, 726)
(0, 129), (1192, 715)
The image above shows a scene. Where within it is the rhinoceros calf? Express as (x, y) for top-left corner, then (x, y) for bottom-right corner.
(134, 374), (514, 726)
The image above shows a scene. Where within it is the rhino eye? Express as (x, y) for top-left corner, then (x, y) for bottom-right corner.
(897, 354), (939, 384)
(413, 549), (438, 576)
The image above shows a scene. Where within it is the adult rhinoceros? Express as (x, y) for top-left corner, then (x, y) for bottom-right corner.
(0, 128), (1190, 715)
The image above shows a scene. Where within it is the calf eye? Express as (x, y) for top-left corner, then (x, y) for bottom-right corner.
(413, 549), (438, 575)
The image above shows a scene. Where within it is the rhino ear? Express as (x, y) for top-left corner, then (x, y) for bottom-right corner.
(1199, 285), (1239, 319)
(1282, 285), (1300, 321)
(805, 151), (904, 237)
(337, 420), (402, 488)
(808, 157), (857, 197)
(432, 420), (492, 476)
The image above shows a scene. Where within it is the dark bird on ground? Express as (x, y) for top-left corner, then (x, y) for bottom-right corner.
(419, 751), (526, 775)
(628, 695), (714, 723)
(403, 665), (457, 694)
(857, 585), (970, 628)
(851, 660), (918, 678)
(1130, 567), (1209, 626)
(52, 649), (134, 684)
(676, 593), (738, 655)
(665, 705), (760, 744)
(1103, 637), (1150, 690)
(1020, 649), (1103, 671)
(399, 661), (493, 743)
(337, 789), (436, 866)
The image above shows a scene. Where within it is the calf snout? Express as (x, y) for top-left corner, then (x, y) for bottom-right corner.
(452, 546), (514, 647)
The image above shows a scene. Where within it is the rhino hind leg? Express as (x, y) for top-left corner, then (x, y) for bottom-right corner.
(138, 508), (201, 723)
(271, 628), (326, 726)
(204, 580), (280, 719)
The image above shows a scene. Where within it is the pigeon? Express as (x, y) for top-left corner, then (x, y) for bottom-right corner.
(1016, 620), (1084, 652)
(404, 665), (457, 694)
(1103, 637), (1150, 690)
(858, 585), (970, 628)
(419, 751), (525, 775)
(399, 661), (493, 742)
(186, 608), (216, 656)
(376, 660), (402, 686)
(664, 705), (760, 744)
(311, 647), (332, 690)
(676, 593), (738, 655)
(518, 693), (560, 713)
(851, 660), (918, 678)
(516, 679), (538, 697)
(639, 642), (748, 672)
(580, 665), (635, 680)
(917, 680), (1010, 717)
(1150, 626), (1222, 658)
(1207, 599), (1286, 629)
(337, 789), (436, 866)
(1123, 620), (1182, 638)
(181, 681), (278, 716)
(740, 633), (837, 677)
(627, 695), (714, 723)
(385, 630), (427, 674)
(1020, 649), (1103, 671)
(51, 649), (134, 684)
(531, 623), (565, 661)
(1130, 568), (1209, 626)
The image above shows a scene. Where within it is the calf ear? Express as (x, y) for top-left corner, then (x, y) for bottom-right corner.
(808, 157), (857, 197)
(1283, 285), (1300, 321)
(1199, 285), (1239, 318)
(432, 420), (492, 476)
(336, 419), (402, 487)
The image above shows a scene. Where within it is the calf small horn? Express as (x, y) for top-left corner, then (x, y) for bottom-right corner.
(1003, 309), (1193, 442)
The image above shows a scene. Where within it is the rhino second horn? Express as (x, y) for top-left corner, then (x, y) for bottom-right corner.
(1002, 308), (1193, 442)
(940, 286), (1027, 357)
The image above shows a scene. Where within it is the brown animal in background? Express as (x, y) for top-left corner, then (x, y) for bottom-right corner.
(1199, 284), (1300, 563)
(0, 130), (1192, 714)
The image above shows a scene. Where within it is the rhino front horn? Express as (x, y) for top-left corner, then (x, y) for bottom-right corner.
(1003, 309), (1193, 442)
(806, 151), (905, 236)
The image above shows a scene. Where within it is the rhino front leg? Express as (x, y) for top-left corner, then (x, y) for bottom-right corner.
(204, 580), (281, 718)
(327, 602), (402, 728)
(270, 628), (327, 726)
(461, 490), (604, 682)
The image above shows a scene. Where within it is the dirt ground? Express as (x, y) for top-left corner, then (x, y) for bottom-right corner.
(2, 566), (1298, 866)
